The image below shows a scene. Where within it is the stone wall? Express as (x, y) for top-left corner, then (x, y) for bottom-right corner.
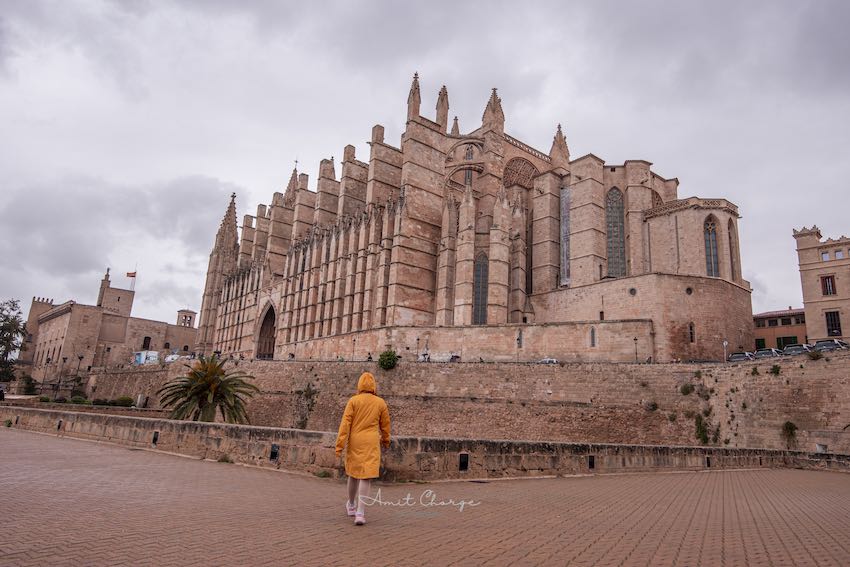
(282, 320), (654, 363)
(3, 407), (848, 481)
(84, 350), (850, 454)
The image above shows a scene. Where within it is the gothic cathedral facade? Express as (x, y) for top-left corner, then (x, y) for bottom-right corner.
(197, 75), (753, 363)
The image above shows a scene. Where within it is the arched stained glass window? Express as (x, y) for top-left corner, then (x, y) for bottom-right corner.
(704, 217), (719, 277)
(473, 253), (489, 325)
(606, 188), (626, 278)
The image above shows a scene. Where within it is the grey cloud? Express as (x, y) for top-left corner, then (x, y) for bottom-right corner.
(0, 175), (239, 319)
(2, 0), (849, 323)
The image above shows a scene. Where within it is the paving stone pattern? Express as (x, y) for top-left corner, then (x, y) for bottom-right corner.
(2, 429), (849, 566)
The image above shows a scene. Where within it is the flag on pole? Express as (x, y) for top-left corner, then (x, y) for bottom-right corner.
(126, 271), (137, 278)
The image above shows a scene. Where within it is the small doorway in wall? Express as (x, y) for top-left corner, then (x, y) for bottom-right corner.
(257, 308), (276, 360)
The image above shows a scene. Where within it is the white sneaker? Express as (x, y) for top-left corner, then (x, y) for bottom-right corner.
(354, 513), (365, 525)
(346, 501), (356, 516)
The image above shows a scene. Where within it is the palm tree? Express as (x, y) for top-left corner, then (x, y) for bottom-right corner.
(157, 355), (259, 423)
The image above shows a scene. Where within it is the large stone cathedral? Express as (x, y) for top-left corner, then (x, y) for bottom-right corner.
(196, 75), (753, 363)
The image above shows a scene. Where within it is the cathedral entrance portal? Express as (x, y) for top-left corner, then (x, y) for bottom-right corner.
(257, 308), (276, 360)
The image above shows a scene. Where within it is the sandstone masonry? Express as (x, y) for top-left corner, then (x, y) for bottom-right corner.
(196, 74), (753, 364)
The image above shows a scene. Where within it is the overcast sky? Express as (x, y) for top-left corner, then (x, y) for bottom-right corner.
(2, 0), (849, 325)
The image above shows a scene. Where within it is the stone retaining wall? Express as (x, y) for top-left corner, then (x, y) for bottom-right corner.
(3, 407), (848, 481)
(84, 351), (850, 453)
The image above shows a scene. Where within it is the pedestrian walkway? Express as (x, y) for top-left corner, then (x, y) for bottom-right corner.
(2, 428), (849, 566)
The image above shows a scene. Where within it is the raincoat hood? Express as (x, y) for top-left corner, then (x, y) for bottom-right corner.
(357, 372), (377, 394)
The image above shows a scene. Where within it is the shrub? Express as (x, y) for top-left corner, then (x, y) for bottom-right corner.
(781, 421), (798, 442)
(644, 401), (658, 412)
(314, 470), (332, 478)
(4, 419), (11, 427)
(751, 367), (759, 376)
(112, 396), (134, 407)
(741, 402), (747, 410)
(680, 384), (694, 395)
(723, 438), (730, 445)
(70, 389), (87, 399)
(807, 351), (823, 361)
(70, 396), (88, 404)
(694, 370), (702, 379)
(22, 375), (37, 395)
(92, 398), (109, 406)
(54, 397), (67, 403)
(378, 350), (399, 371)
(217, 454), (233, 463)
(38, 395), (51, 402)
(667, 412), (677, 422)
(694, 414), (709, 444)
(769, 365), (781, 376)
(702, 407), (712, 417)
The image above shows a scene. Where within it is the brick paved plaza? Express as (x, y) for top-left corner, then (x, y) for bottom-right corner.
(2, 429), (849, 566)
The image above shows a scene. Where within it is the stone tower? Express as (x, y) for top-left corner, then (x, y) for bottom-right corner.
(197, 193), (239, 355)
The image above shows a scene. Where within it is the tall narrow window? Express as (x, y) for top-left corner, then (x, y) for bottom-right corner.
(472, 253), (489, 325)
(688, 322), (695, 343)
(821, 275), (836, 296)
(560, 186), (571, 286)
(728, 219), (738, 280)
(464, 145), (473, 185)
(141, 336), (151, 350)
(825, 311), (842, 337)
(590, 327), (596, 347)
(605, 188), (626, 278)
(704, 217), (719, 277)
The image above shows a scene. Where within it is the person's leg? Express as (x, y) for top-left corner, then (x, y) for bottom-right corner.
(356, 479), (371, 516)
(347, 476), (359, 509)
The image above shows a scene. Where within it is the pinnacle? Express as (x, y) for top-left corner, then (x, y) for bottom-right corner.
(482, 87), (504, 124)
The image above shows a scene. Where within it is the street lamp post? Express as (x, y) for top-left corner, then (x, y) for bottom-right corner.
(633, 337), (638, 363)
(41, 357), (51, 394)
(722, 340), (729, 362)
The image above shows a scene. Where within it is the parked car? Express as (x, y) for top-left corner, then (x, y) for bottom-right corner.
(754, 348), (782, 359)
(782, 344), (813, 356)
(538, 357), (559, 364)
(727, 352), (754, 362)
(813, 339), (849, 352)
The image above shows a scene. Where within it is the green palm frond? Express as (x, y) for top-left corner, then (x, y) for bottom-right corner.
(156, 354), (259, 424)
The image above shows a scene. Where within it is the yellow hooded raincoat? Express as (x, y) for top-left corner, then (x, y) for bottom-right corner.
(335, 372), (391, 479)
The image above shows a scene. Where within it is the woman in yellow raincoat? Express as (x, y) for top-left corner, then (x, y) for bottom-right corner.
(335, 371), (391, 525)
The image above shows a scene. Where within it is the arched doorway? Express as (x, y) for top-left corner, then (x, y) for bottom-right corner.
(257, 307), (276, 360)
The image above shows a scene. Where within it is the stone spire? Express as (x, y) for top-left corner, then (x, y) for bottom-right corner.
(549, 124), (570, 173)
(216, 192), (239, 249)
(197, 193), (240, 355)
(407, 72), (421, 121)
(436, 85), (449, 131)
(286, 167), (298, 192)
(481, 88), (505, 133)
(451, 116), (460, 136)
